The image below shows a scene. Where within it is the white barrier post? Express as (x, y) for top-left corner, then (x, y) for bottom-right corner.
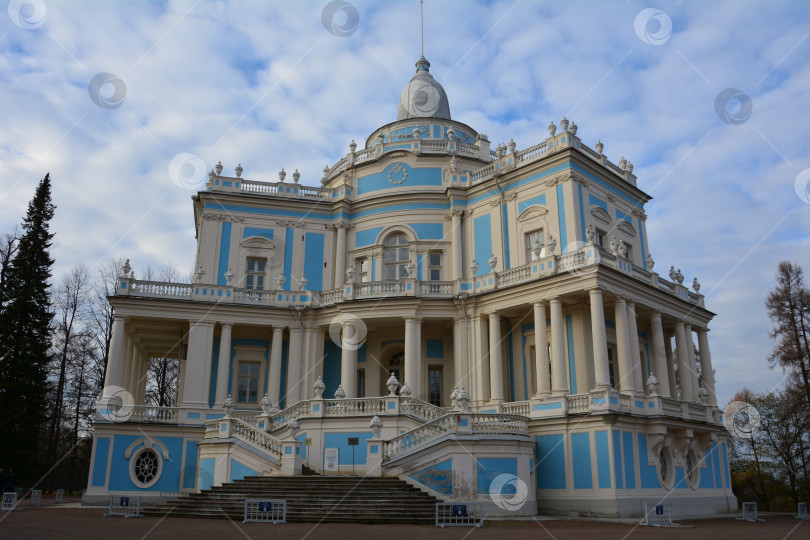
(29, 490), (42, 507)
(736, 501), (764, 522)
(435, 503), (484, 528)
(243, 499), (287, 524)
(54, 489), (65, 504)
(103, 495), (144, 518)
(643, 503), (679, 526)
(796, 502), (808, 520)
(1, 493), (20, 512)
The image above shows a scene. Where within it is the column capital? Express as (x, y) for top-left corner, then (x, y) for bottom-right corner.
(271, 325), (286, 333)
(219, 322), (234, 329)
(403, 316), (422, 323)
(532, 300), (546, 308)
(189, 319), (215, 327)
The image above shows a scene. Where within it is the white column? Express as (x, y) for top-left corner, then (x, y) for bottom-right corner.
(650, 312), (671, 398)
(664, 333), (677, 398)
(340, 320), (358, 397)
(533, 302), (551, 396)
(626, 302), (644, 393)
(452, 210), (463, 280)
(301, 323), (313, 397)
(473, 315), (489, 403)
(697, 330), (717, 406)
(685, 324), (700, 401)
(488, 313), (505, 403)
(268, 326), (284, 406)
(589, 289), (611, 389)
(215, 323), (233, 405)
(102, 316), (128, 398)
(404, 317), (422, 398)
(286, 327), (303, 404)
(550, 298), (568, 395)
(123, 338), (135, 395)
(181, 320), (215, 408)
(453, 317), (468, 390)
(614, 298), (635, 393)
(674, 322), (693, 402)
(138, 352), (148, 404)
(335, 223), (347, 288)
(310, 327), (326, 398)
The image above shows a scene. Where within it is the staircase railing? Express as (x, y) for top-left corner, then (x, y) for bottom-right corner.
(271, 401), (312, 431)
(469, 413), (528, 434)
(324, 397), (386, 416)
(384, 414), (457, 460)
(205, 417), (283, 460)
(400, 397), (448, 422)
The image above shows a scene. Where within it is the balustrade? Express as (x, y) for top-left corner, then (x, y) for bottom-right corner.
(618, 394), (631, 412)
(501, 400), (530, 416)
(129, 281), (192, 298)
(324, 397), (386, 416)
(400, 398), (447, 422)
(385, 414), (457, 460)
(496, 264), (531, 286)
(127, 405), (179, 423)
(566, 394), (590, 413)
(470, 414), (528, 434)
(419, 281), (454, 295)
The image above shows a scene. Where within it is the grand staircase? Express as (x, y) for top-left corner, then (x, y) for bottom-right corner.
(146, 468), (439, 523)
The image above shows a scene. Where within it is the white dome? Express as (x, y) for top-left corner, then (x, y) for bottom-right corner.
(396, 57), (451, 121)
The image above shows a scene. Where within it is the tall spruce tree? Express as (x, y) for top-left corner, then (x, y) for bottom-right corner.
(0, 174), (56, 478)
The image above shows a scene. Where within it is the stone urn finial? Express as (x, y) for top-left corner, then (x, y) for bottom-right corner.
(223, 394), (235, 417)
(669, 265), (677, 282)
(570, 121), (578, 135)
(369, 415), (383, 438)
(446, 126), (456, 140)
(610, 236), (620, 257)
(531, 239), (543, 258)
(298, 275), (308, 290)
(293, 169), (300, 183)
(619, 156), (627, 170)
(469, 260), (479, 276)
(405, 260), (416, 278)
(224, 268), (234, 285)
(279, 168), (286, 182)
(495, 143), (504, 159)
(400, 382), (412, 397)
(194, 265), (205, 283)
(698, 384), (709, 403)
(488, 253), (498, 270)
(618, 241), (628, 259)
(560, 116), (569, 132)
(692, 277), (701, 293)
(508, 138), (516, 154)
(646, 374), (659, 396)
(450, 386), (460, 409)
(276, 274), (286, 289)
(313, 376), (326, 399)
(289, 418), (301, 437)
(261, 393), (273, 414)
(548, 121), (557, 136)
(334, 385), (347, 399)
(215, 161), (223, 175)
(585, 223), (595, 244)
(121, 258), (132, 277)
(457, 387), (470, 411)
(627, 162), (634, 174)
(235, 163), (243, 177)
(386, 372), (400, 396)
(349, 139), (357, 153)
(675, 269), (684, 284)
(646, 253), (655, 271)
(596, 140), (604, 155)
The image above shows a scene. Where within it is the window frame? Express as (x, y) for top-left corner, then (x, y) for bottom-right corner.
(236, 360), (261, 404)
(525, 229), (546, 262)
(245, 257), (267, 290)
(383, 233), (410, 281)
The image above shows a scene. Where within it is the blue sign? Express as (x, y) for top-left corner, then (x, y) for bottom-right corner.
(452, 504), (467, 516)
(655, 505), (663, 515)
(120, 497), (129, 507)
(258, 501), (272, 512)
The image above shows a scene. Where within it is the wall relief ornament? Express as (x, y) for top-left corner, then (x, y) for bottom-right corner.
(388, 163), (408, 185)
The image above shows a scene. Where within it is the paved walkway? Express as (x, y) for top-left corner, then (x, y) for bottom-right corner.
(0, 506), (807, 539)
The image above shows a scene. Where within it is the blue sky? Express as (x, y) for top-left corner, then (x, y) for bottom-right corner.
(1, 0), (809, 407)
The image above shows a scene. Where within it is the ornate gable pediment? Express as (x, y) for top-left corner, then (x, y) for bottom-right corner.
(590, 206), (611, 224)
(617, 220), (637, 237)
(240, 236), (276, 250)
(517, 205), (549, 223)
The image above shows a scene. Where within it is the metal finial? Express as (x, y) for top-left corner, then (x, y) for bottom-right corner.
(420, 0), (424, 58)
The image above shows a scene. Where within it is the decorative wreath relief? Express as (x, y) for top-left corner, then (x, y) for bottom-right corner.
(388, 163), (408, 185)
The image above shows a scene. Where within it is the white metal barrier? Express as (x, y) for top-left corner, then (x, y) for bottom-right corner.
(796, 502), (808, 520)
(1, 493), (19, 512)
(29, 490), (42, 507)
(435, 503), (484, 528)
(736, 501), (764, 522)
(243, 499), (287, 524)
(643, 504), (678, 526)
(54, 489), (64, 504)
(104, 495), (143, 518)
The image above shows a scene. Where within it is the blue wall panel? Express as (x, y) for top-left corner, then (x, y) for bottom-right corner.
(304, 232), (325, 291)
(230, 459), (258, 482)
(323, 342), (342, 399)
(565, 314), (577, 394)
(409, 222), (444, 239)
(571, 433), (593, 489)
(477, 457), (517, 494)
(217, 221), (232, 285)
(356, 226), (384, 247)
(536, 434), (566, 489)
(357, 165), (442, 194)
(323, 432), (373, 465)
(699, 447), (715, 489)
(473, 214), (492, 276)
(108, 435), (184, 492)
(622, 431), (636, 489)
(282, 228), (294, 290)
(182, 440), (199, 489)
(674, 467), (689, 489)
(637, 433), (661, 489)
(243, 227), (274, 240)
(721, 443), (730, 488)
(411, 459), (452, 495)
(518, 194), (547, 215)
(595, 431), (611, 489)
(92, 438), (111, 487)
(198, 458), (215, 491)
(556, 185), (568, 253)
(712, 443), (722, 489)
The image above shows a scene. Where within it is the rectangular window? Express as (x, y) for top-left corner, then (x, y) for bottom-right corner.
(607, 347), (615, 388)
(357, 369), (365, 398)
(237, 361), (260, 403)
(428, 366), (442, 406)
(245, 258), (266, 290)
(525, 229), (545, 261)
(358, 258), (370, 283)
(428, 252), (441, 280)
(595, 229), (606, 248)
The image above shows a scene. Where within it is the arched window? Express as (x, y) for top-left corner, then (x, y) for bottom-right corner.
(384, 233), (410, 280)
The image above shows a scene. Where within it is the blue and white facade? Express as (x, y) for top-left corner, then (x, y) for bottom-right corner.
(86, 56), (736, 517)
